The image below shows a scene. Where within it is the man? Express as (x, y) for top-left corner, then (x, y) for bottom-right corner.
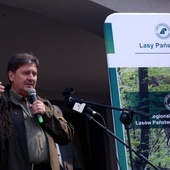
(53, 105), (83, 170)
(0, 53), (74, 170)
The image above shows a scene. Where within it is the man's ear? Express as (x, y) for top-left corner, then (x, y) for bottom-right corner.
(8, 71), (14, 82)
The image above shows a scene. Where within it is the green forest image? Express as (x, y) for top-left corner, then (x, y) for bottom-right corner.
(117, 67), (170, 170)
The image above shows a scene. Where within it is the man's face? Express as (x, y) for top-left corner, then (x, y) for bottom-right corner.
(8, 63), (38, 97)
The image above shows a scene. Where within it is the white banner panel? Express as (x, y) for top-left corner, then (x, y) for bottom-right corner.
(105, 13), (170, 68)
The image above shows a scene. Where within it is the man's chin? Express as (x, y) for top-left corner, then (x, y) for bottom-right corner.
(25, 86), (34, 91)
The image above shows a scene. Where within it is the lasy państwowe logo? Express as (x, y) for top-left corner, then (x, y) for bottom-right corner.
(155, 23), (170, 39)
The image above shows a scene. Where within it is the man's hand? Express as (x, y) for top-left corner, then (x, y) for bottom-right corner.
(29, 100), (45, 115)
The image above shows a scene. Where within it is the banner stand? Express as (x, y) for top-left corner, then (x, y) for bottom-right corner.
(104, 13), (170, 170)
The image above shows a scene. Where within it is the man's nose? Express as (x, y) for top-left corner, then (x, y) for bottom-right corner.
(28, 74), (35, 79)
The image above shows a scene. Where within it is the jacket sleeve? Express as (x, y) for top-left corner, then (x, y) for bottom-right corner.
(38, 96), (74, 145)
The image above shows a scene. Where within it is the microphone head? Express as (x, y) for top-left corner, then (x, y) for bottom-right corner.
(27, 88), (36, 96)
(63, 87), (74, 97)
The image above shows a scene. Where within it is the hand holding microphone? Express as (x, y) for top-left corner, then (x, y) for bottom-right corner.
(28, 88), (44, 123)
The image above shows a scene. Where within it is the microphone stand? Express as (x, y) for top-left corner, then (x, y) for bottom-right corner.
(67, 97), (159, 170)
(82, 110), (159, 170)
(69, 97), (150, 117)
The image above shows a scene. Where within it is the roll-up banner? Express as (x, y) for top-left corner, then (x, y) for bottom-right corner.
(104, 13), (170, 169)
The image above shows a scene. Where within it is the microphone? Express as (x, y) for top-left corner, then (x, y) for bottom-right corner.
(63, 87), (74, 98)
(63, 87), (84, 103)
(28, 88), (44, 123)
(62, 88), (98, 116)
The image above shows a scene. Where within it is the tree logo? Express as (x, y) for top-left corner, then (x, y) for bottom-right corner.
(164, 94), (170, 110)
(155, 23), (170, 39)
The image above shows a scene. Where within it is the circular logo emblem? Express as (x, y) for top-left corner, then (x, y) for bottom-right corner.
(155, 23), (170, 39)
(164, 94), (170, 110)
